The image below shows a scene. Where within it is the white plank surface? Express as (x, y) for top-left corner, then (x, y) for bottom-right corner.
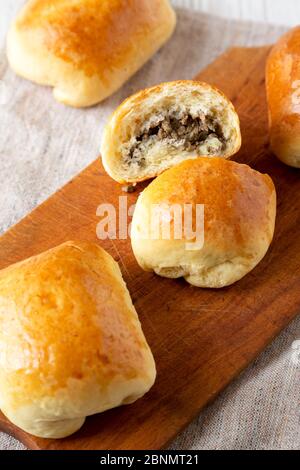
(172, 0), (300, 25)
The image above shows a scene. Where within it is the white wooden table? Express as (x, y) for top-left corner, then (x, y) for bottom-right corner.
(173, 0), (300, 25)
(1, 0), (300, 43)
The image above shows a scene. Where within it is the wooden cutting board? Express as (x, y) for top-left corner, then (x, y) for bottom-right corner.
(0, 46), (300, 450)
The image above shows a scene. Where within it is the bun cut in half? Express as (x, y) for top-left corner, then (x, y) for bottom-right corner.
(266, 26), (300, 167)
(7, 0), (176, 107)
(131, 158), (276, 288)
(0, 241), (156, 438)
(101, 81), (241, 183)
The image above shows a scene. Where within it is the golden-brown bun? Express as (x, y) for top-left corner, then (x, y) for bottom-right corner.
(131, 158), (276, 288)
(7, 0), (176, 108)
(0, 241), (156, 438)
(266, 26), (300, 167)
(101, 81), (241, 184)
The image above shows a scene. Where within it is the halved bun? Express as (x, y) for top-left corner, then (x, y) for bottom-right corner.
(131, 158), (276, 288)
(101, 81), (241, 183)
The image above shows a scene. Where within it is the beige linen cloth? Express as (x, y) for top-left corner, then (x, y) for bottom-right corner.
(0, 5), (299, 450)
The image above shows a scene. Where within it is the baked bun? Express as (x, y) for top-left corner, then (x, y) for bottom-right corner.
(0, 241), (156, 439)
(101, 81), (241, 183)
(7, 0), (176, 108)
(266, 26), (300, 167)
(131, 158), (276, 288)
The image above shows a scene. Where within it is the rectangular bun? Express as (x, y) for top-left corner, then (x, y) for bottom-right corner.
(0, 241), (156, 438)
(7, 0), (176, 107)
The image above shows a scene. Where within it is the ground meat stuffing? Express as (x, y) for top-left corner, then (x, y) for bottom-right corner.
(122, 111), (226, 167)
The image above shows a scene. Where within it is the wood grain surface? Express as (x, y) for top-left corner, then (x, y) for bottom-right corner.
(0, 46), (299, 450)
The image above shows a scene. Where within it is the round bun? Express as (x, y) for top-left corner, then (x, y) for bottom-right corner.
(131, 158), (276, 288)
(7, 0), (176, 108)
(0, 241), (156, 438)
(101, 80), (241, 184)
(266, 26), (300, 168)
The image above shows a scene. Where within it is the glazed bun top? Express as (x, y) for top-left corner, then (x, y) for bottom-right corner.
(131, 158), (276, 288)
(0, 241), (156, 439)
(266, 26), (300, 167)
(7, 0), (176, 107)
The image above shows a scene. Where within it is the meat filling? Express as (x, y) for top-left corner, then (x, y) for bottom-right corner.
(122, 111), (227, 167)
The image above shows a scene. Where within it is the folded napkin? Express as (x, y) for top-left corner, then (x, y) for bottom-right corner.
(0, 3), (299, 450)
